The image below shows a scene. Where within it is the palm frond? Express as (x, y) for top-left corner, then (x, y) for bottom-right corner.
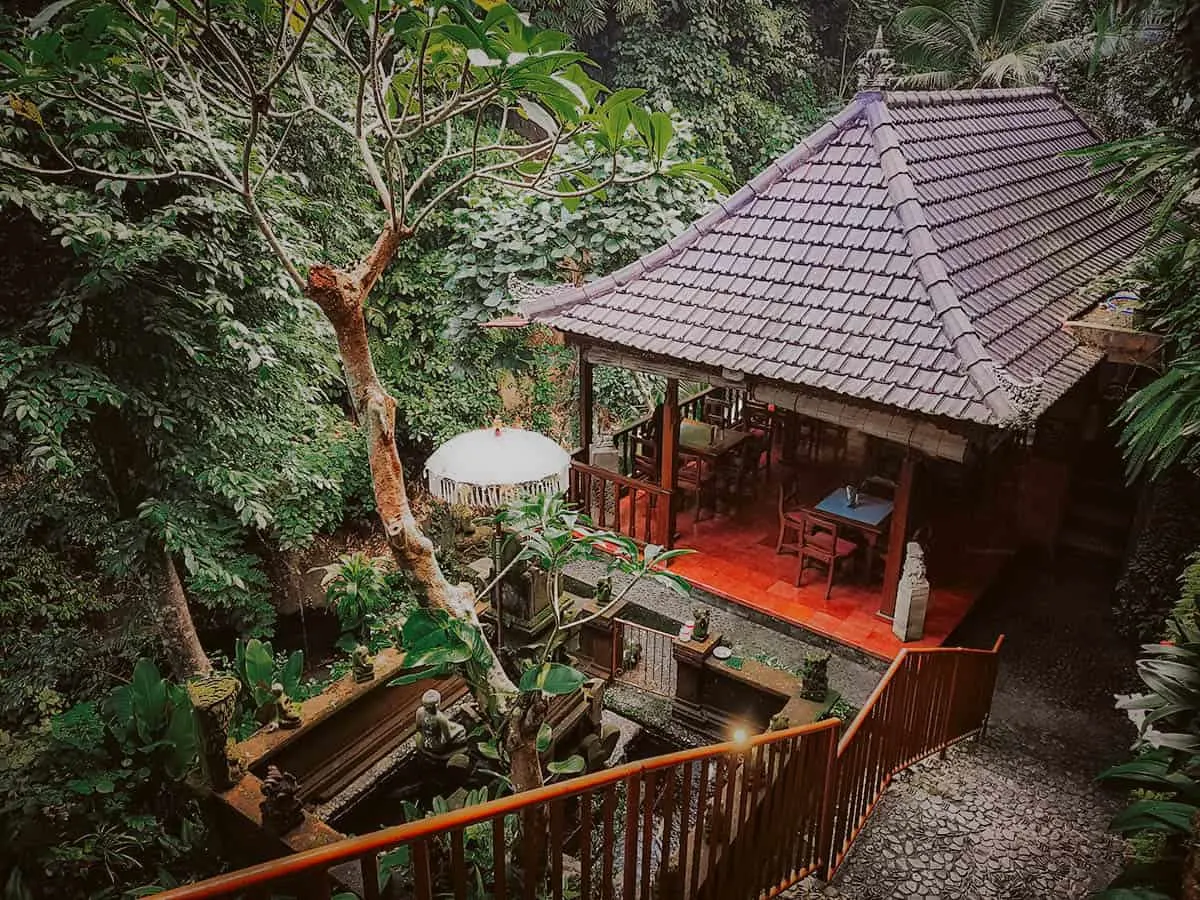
(977, 48), (1043, 85)
(1012, 0), (1075, 44)
(1117, 360), (1200, 482)
(895, 66), (964, 88)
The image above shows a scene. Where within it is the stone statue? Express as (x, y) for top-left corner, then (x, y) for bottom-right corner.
(415, 689), (467, 757)
(271, 682), (302, 730)
(692, 608), (711, 642)
(800, 652), (831, 702)
(767, 712), (791, 732)
(893, 541), (931, 642)
(856, 27), (897, 91)
(352, 644), (375, 683)
(187, 675), (242, 790)
(259, 765), (304, 835)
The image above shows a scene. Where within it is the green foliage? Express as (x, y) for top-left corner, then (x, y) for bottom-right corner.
(102, 659), (198, 781)
(895, 0), (1083, 88)
(228, 638), (305, 722)
(602, 0), (825, 178)
(1101, 573), (1200, 897)
(0, 116), (372, 636)
(0, 665), (210, 898)
(445, 141), (716, 329)
(319, 553), (393, 652)
(519, 662), (588, 694)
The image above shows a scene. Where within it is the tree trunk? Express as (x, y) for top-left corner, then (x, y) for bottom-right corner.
(304, 227), (545, 793)
(158, 547), (212, 680)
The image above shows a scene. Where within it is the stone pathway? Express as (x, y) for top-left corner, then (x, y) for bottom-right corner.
(785, 556), (1139, 899)
(576, 552), (1140, 899)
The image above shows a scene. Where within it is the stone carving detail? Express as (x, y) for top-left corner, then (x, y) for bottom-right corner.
(187, 675), (242, 790)
(997, 371), (1047, 429)
(893, 541), (931, 642)
(352, 645), (375, 683)
(260, 765), (305, 835)
(271, 682), (302, 730)
(415, 688), (467, 758)
(800, 651), (831, 702)
(857, 27), (897, 91)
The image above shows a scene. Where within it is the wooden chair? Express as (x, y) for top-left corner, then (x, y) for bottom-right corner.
(677, 452), (716, 532)
(742, 400), (775, 477)
(816, 422), (849, 464)
(787, 415), (819, 464)
(701, 394), (734, 428)
(859, 475), (897, 501)
(775, 481), (806, 553)
(797, 512), (859, 600)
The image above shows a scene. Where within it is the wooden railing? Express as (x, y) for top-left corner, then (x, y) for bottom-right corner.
(612, 387), (748, 477)
(614, 618), (678, 697)
(153, 721), (841, 900)
(569, 460), (670, 546)
(826, 637), (1004, 875)
(153, 639), (1002, 899)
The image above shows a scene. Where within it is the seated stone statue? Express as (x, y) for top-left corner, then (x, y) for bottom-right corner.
(352, 645), (375, 683)
(415, 688), (467, 757)
(260, 765), (304, 834)
(271, 682), (301, 730)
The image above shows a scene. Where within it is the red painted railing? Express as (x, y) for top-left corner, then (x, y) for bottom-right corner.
(154, 639), (1002, 898)
(154, 721), (841, 900)
(826, 637), (1004, 875)
(568, 460), (670, 546)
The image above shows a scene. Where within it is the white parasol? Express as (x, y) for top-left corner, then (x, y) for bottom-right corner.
(423, 425), (571, 509)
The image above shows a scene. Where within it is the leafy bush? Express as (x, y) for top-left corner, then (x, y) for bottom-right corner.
(0, 662), (210, 898)
(319, 553), (393, 653)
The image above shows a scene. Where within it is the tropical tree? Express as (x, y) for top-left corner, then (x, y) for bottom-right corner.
(0, 0), (715, 790)
(894, 0), (1082, 87)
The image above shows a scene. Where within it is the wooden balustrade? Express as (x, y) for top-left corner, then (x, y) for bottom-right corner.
(568, 460), (671, 546)
(825, 637), (1004, 875)
(152, 722), (841, 900)
(152, 639), (1002, 899)
(611, 387), (749, 477)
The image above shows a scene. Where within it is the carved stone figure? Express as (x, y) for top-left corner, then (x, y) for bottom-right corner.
(259, 765), (304, 834)
(271, 682), (302, 730)
(799, 652), (830, 702)
(767, 712), (791, 732)
(692, 608), (711, 642)
(856, 27), (897, 91)
(892, 541), (931, 642)
(352, 644), (375, 683)
(187, 675), (242, 790)
(415, 689), (467, 757)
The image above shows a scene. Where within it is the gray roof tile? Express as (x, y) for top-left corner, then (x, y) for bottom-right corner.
(526, 87), (1157, 426)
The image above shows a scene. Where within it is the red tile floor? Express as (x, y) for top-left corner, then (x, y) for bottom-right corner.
(664, 463), (1010, 661)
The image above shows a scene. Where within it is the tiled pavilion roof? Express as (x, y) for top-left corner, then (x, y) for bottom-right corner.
(522, 87), (1156, 427)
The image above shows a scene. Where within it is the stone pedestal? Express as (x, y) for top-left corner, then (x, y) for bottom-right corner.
(892, 541), (930, 642)
(188, 675), (242, 791)
(589, 435), (621, 473)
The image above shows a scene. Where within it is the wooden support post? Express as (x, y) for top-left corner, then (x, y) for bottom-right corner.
(579, 350), (594, 461)
(660, 378), (680, 546)
(879, 453), (916, 619)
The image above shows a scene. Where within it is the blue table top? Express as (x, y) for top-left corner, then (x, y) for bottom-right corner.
(815, 488), (894, 529)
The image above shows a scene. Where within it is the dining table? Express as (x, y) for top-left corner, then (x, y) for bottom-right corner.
(679, 419), (750, 462)
(814, 487), (894, 573)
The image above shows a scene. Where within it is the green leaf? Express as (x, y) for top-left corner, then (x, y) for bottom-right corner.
(536, 721), (553, 752)
(519, 662), (586, 695)
(546, 755), (585, 775)
(1109, 799), (1199, 834)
